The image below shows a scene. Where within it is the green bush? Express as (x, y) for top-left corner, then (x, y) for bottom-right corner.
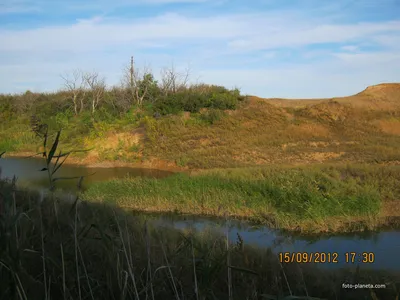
(93, 106), (115, 123)
(209, 91), (238, 109)
(0, 138), (18, 152)
(154, 85), (244, 115)
(154, 93), (186, 115)
(0, 95), (16, 121)
(200, 108), (225, 124)
(0, 75), (244, 122)
(0, 74), (246, 153)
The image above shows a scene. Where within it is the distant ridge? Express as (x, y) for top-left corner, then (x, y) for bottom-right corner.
(253, 82), (400, 110)
(358, 83), (400, 96)
(362, 83), (400, 92)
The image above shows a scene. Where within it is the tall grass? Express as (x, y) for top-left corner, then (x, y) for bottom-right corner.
(81, 165), (390, 232)
(1, 179), (400, 299)
(2, 74), (400, 299)
(0, 132), (399, 300)
(1, 132), (400, 299)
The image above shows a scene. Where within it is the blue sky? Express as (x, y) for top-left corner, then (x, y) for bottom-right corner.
(0, 0), (399, 98)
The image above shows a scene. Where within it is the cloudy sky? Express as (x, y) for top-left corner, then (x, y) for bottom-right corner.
(0, 0), (399, 98)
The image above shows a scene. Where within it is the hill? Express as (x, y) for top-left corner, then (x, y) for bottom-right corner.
(3, 83), (400, 170)
(3, 83), (400, 233)
(262, 83), (400, 110)
(130, 83), (400, 169)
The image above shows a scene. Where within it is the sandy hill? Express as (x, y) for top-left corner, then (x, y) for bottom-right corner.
(256, 83), (400, 111)
(77, 83), (400, 169)
(140, 83), (400, 168)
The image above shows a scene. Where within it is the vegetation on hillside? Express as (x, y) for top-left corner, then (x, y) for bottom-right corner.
(139, 93), (400, 168)
(0, 59), (245, 163)
(2, 57), (399, 169)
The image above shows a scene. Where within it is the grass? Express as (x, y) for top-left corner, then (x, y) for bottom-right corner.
(81, 164), (400, 233)
(1, 123), (400, 299)
(4, 94), (400, 234)
(0, 121), (37, 152)
(138, 98), (400, 169)
(1, 177), (400, 300)
(3, 84), (400, 170)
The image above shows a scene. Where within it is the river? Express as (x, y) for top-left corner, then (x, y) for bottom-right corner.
(1, 156), (400, 272)
(0, 156), (173, 191)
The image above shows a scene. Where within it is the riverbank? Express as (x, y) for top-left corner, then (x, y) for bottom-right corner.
(1, 178), (399, 300)
(4, 151), (187, 172)
(81, 164), (400, 234)
(3, 152), (400, 233)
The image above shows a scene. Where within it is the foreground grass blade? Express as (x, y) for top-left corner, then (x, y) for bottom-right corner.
(47, 130), (61, 165)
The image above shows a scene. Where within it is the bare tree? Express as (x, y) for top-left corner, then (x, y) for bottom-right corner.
(121, 56), (153, 107)
(60, 69), (88, 115)
(83, 71), (106, 114)
(160, 63), (191, 96)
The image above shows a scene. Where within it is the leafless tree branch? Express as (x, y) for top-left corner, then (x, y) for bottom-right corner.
(83, 71), (106, 114)
(160, 63), (191, 95)
(60, 69), (88, 115)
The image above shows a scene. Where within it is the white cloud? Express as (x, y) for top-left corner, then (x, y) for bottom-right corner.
(263, 51), (277, 59)
(228, 21), (400, 51)
(0, 5), (399, 97)
(340, 45), (358, 52)
(2, 14), (399, 53)
(0, 13), (254, 52)
(200, 54), (400, 98)
(371, 34), (400, 50)
(332, 51), (400, 66)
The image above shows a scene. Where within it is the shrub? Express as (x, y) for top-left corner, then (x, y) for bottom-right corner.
(154, 85), (244, 115)
(141, 116), (159, 144)
(153, 93), (186, 115)
(93, 106), (115, 123)
(0, 95), (16, 121)
(200, 108), (225, 124)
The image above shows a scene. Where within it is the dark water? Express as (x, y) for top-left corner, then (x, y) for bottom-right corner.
(2, 157), (400, 272)
(0, 157), (174, 192)
(153, 215), (400, 271)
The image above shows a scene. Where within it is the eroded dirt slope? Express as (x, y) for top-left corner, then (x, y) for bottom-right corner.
(140, 83), (400, 168)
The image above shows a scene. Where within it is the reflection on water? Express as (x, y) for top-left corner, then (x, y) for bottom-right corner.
(2, 157), (400, 272)
(0, 157), (175, 192)
(150, 214), (400, 271)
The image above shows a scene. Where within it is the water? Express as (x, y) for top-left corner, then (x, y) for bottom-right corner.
(0, 157), (174, 192)
(2, 157), (400, 272)
(153, 215), (400, 271)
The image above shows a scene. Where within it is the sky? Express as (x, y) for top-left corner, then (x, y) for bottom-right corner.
(0, 0), (399, 98)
